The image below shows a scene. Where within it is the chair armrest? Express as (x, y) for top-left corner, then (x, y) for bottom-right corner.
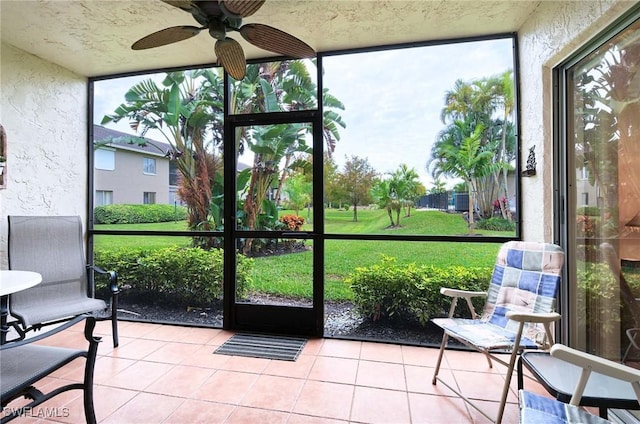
(551, 344), (640, 383)
(1, 315), (94, 351)
(440, 288), (487, 319)
(440, 288), (487, 299)
(89, 265), (119, 294)
(550, 344), (640, 407)
(505, 311), (561, 323)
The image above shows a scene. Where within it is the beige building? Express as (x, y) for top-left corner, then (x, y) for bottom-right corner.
(93, 125), (174, 207)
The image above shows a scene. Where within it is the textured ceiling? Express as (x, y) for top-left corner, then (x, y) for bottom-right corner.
(0, 0), (542, 78)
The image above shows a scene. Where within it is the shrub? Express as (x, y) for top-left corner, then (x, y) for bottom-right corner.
(279, 214), (305, 231)
(94, 204), (188, 224)
(476, 217), (516, 232)
(577, 206), (600, 217)
(94, 246), (252, 306)
(576, 261), (640, 356)
(347, 256), (492, 325)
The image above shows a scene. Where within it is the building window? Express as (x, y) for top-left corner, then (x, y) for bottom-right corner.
(95, 190), (113, 206)
(143, 157), (156, 175)
(95, 148), (115, 171)
(143, 192), (156, 204)
(581, 192), (588, 206)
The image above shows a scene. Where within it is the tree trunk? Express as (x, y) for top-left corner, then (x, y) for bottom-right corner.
(387, 207), (395, 226)
(467, 180), (475, 234)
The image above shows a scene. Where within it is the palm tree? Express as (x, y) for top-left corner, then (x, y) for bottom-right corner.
(392, 164), (423, 218)
(102, 69), (224, 238)
(436, 73), (516, 219)
(430, 124), (497, 234)
(230, 61), (346, 239)
(371, 178), (399, 227)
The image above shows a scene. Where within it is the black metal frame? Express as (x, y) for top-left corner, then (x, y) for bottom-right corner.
(87, 32), (522, 337)
(0, 315), (101, 424)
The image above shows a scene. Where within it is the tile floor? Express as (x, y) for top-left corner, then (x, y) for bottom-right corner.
(3, 320), (556, 423)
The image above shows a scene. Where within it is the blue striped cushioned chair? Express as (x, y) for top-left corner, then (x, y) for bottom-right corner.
(431, 241), (565, 424)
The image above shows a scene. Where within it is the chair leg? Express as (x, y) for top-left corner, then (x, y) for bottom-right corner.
(432, 332), (448, 385)
(111, 292), (119, 348)
(496, 324), (526, 424)
(495, 347), (519, 424)
(83, 319), (99, 424)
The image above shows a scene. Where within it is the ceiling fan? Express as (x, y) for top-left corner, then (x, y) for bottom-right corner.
(131, 0), (316, 81)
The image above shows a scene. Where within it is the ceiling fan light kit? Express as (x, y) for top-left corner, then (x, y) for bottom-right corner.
(131, 0), (316, 80)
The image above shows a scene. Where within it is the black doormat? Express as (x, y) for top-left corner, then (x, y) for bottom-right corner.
(214, 333), (307, 361)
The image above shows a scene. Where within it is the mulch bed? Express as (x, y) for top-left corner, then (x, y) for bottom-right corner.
(114, 295), (448, 347)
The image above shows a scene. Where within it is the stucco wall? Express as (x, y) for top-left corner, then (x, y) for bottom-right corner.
(0, 42), (88, 268)
(517, 0), (637, 242)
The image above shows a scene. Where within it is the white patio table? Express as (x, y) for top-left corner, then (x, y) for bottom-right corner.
(0, 270), (42, 344)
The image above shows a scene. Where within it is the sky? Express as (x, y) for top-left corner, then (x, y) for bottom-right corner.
(94, 37), (514, 190)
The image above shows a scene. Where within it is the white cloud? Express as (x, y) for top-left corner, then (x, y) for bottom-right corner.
(323, 38), (514, 189)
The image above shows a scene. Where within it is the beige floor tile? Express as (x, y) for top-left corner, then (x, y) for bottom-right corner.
(143, 340), (202, 364)
(408, 392), (472, 424)
(317, 338), (362, 359)
(239, 374), (304, 412)
(350, 386), (410, 424)
(402, 344), (442, 367)
(99, 392), (184, 424)
(307, 356), (358, 384)
(179, 343), (233, 369)
(356, 360), (406, 391)
(262, 352), (316, 379)
(406, 364), (459, 396)
(163, 399), (235, 424)
(360, 341), (404, 363)
(292, 380), (354, 420)
(452, 369), (518, 404)
(104, 360), (174, 391)
(144, 364), (215, 397)
(192, 370), (259, 404)
(225, 406), (290, 423)
(218, 354), (270, 374)
(108, 338), (165, 360)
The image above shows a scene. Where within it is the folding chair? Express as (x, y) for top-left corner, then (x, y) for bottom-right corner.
(7, 216), (119, 347)
(519, 344), (640, 424)
(431, 241), (565, 424)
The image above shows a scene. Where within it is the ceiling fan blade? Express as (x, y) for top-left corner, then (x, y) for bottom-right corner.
(132, 26), (202, 50)
(239, 23), (315, 59)
(220, 0), (266, 17)
(161, 0), (195, 12)
(215, 38), (247, 80)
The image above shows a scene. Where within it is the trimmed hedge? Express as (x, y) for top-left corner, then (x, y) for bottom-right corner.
(94, 246), (252, 306)
(94, 204), (188, 224)
(577, 206), (600, 217)
(476, 217), (516, 232)
(347, 256), (492, 325)
(577, 261), (640, 352)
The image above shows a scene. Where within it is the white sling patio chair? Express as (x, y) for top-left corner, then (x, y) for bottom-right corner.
(7, 216), (119, 347)
(431, 240), (565, 424)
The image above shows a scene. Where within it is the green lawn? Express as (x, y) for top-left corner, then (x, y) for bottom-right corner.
(94, 208), (507, 301)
